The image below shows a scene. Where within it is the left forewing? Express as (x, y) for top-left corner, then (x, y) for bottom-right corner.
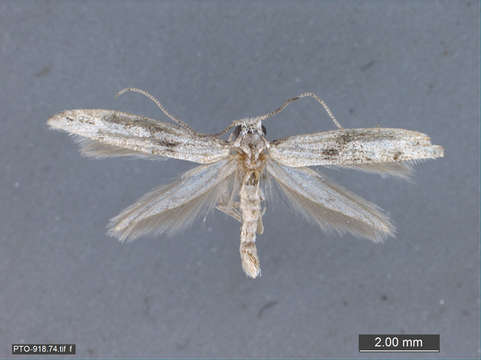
(48, 109), (230, 163)
(266, 160), (395, 242)
(108, 158), (237, 243)
(269, 128), (444, 167)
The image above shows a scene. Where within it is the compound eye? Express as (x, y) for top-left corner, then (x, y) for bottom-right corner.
(232, 125), (242, 139)
(261, 124), (267, 136)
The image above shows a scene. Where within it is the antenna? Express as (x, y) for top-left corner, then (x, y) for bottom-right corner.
(256, 92), (343, 129)
(116, 88), (196, 133)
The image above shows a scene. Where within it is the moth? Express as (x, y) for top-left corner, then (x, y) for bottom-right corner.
(48, 88), (444, 278)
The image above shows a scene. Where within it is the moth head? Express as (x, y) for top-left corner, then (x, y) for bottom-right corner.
(232, 118), (266, 140)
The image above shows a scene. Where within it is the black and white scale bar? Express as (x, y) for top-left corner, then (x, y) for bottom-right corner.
(359, 334), (440, 353)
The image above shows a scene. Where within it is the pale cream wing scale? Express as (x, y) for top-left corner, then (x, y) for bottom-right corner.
(269, 128), (444, 169)
(108, 159), (237, 243)
(47, 109), (230, 163)
(266, 160), (395, 242)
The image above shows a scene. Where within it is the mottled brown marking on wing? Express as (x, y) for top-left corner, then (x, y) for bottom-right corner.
(322, 148), (339, 156)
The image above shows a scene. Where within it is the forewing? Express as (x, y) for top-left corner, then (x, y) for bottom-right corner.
(266, 160), (395, 242)
(269, 128), (444, 168)
(108, 159), (237, 242)
(48, 109), (230, 163)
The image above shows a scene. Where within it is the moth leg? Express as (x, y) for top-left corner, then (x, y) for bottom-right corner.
(257, 207), (265, 235)
(217, 200), (265, 235)
(216, 201), (242, 223)
(256, 187), (267, 234)
(217, 198), (264, 236)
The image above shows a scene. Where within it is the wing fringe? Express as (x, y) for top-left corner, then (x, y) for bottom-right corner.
(73, 136), (164, 159)
(267, 160), (395, 242)
(108, 159), (236, 242)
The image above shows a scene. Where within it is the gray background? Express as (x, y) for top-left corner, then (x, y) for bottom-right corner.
(0, 0), (479, 358)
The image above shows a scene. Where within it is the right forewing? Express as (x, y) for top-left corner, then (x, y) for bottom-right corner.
(267, 160), (395, 242)
(108, 158), (237, 242)
(269, 128), (444, 167)
(48, 109), (230, 163)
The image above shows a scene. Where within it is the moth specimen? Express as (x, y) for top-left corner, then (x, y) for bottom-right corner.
(48, 89), (444, 278)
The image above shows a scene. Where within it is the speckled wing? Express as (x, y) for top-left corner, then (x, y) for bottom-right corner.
(266, 160), (395, 242)
(269, 128), (444, 168)
(47, 109), (230, 163)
